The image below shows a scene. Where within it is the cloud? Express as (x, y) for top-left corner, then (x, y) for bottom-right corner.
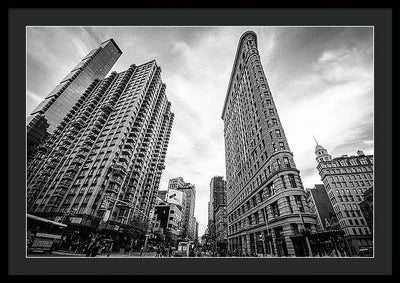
(273, 41), (373, 191)
(26, 90), (43, 115)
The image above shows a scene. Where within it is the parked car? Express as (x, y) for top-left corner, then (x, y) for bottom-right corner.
(358, 247), (373, 257)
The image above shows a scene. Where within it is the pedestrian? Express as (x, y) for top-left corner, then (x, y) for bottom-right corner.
(140, 246), (144, 257)
(107, 242), (113, 257)
(85, 240), (95, 257)
(90, 241), (100, 257)
(168, 246), (172, 257)
(156, 245), (160, 257)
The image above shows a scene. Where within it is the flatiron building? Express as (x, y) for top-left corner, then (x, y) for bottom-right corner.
(222, 31), (317, 257)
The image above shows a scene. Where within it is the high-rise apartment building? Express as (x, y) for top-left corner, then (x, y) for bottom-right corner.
(215, 203), (228, 254)
(195, 219), (199, 242)
(208, 176), (227, 252)
(315, 144), (373, 255)
(222, 31), (317, 257)
(305, 184), (340, 231)
(27, 39), (122, 161)
(208, 201), (213, 222)
(27, 58), (174, 243)
(182, 184), (196, 241)
(209, 176), (226, 219)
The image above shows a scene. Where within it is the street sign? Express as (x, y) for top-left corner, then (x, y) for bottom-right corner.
(103, 210), (111, 222)
(325, 218), (331, 228)
(166, 189), (183, 206)
(70, 217), (82, 224)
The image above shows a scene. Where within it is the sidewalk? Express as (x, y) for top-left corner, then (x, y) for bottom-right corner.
(52, 251), (86, 257)
(96, 252), (157, 258)
(51, 251), (158, 257)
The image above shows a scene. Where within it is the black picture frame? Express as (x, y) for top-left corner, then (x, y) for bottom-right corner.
(9, 6), (392, 276)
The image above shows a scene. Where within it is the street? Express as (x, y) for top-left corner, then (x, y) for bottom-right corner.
(27, 251), (218, 258)
(28, 251), (157, 257)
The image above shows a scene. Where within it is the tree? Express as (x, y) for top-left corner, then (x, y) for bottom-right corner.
(125, 216), (147, 241)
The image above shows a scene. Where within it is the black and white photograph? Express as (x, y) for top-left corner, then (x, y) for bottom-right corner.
(8, 6), (393, 277)
(25, 26), (375, 258)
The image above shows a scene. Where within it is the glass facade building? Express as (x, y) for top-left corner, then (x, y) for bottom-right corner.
(27, 39), (122, 160)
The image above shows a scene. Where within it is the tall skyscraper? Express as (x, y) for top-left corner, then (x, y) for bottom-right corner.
(208, 176), (227, 252)
(181, 184), (196, 241)
(222, 31), (317, 257)
(305, 184), (339, 231)
(27, 39), (122, 161)
(27, 58), (174, 242)
(195, 218), (199, 242)
(209, 176), (226, 220)
(315, 143), (373, 256)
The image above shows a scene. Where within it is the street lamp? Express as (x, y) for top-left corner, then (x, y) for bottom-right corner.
(296, 203), (313, 257)
(101, 196), (152, 251)
(261, 206), (274, 256)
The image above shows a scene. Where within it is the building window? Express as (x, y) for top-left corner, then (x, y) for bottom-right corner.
(254, 212), (259, 224)
(288, 174), (297, 188)
(258, 190), (264, 202)
(271, 201), (280, 217)
(283, 156), (290, 168)
(295, 195), (304, 212)
(286, 196), (293, 213)
(279, 142), (285, 150)
(280, 175), (286, 189)
(276, 158), (282, 169)
(291, 223), (299, 235)
(266, 182), (274, 196)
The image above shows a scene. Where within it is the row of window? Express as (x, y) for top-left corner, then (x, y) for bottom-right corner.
(229, 176), (299, 222)
(322, 157), (373, 168)
(229, 195), (305, 235)
(229, 157), (294, 209)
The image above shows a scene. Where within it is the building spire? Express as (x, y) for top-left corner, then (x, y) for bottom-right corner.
(313, 135), (319, 146)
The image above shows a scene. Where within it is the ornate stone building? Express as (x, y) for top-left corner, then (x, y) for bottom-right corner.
(315, 143), (373, 256)
(222, 31), (317, 257)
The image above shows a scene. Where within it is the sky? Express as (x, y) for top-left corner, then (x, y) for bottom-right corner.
(26, 26), (374, 237)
